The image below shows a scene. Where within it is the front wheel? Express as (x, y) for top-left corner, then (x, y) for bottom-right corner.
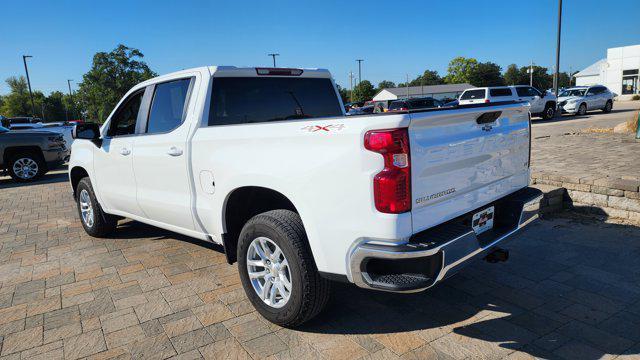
(237, 210), (330, 327)
(577, 103), (587, 116)
(602, 100), (612, 113)
(76, 177), (118, 237)
(542, 104), (556, 120)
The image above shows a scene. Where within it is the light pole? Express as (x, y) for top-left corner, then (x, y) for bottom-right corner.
(22, 55), (36, 117)
(67, 79), (74, 121)
(348, 71), (354, 102)
(553, 0), (563, 96)
(529, 60), (534, 86)
(268, 53), (279, 67)
(356, 59), (364, 85)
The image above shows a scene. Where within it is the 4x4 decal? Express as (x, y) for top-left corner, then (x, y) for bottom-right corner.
(301, 124), (345, 133)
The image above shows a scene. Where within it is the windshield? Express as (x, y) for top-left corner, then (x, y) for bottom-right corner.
(559, 89), (586, 97)
(209, 77), (343, 126)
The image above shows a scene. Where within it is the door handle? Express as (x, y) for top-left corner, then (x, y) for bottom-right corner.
(120, 148), (131, 156)
(167, 146), (183, 156)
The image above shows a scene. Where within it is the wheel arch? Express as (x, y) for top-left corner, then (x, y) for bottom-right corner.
(70, 166), (90, 198)
(3, 146), (43, 167)
(221, 186), (300, 264)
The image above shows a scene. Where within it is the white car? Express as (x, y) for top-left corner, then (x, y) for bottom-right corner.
(557, 85), (613, 115)
(69, 66), (542, 326)
(459, 85), (557, 120)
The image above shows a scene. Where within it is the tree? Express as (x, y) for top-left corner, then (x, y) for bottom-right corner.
(444, 57), (478, 84)
(398, 70), (443, 88)
(504, 64), (520, 85)
(377, 80), (396, 91)
(468, 62), (504, 87)
(77, 44), (156, 123)
(557, 72), (573, 88)
(336, 84), (350, 104)
(0, 76), (32, 117)
(351, 80), (376, 102)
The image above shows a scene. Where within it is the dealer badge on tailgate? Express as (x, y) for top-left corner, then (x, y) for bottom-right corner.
(472, 206), (494, 235)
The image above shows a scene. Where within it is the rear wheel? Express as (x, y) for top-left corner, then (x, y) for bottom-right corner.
(602, 100), (612, 113)
(8, 152), (46, 182)
(577, 103), (587, 116)
(76, 177), (118, 237)
(237, 210), (330, 327)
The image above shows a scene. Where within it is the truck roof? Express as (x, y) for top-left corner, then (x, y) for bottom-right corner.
(135, 66), (334, 89)
(210, 66), (332, 79)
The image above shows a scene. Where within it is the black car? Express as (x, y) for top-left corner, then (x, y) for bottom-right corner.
(1, 116), (43, 128)
(388, 97), (443, 112)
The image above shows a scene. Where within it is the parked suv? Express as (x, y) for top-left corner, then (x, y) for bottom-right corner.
(459, 86), (557, 120)
(0, 125), (69, 182)
(557, 85), (613, 115)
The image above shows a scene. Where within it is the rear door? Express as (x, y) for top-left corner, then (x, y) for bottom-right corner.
(408, 104), (530, 232)
(585, 87), (600, 109)
(133, 75), (197, 230)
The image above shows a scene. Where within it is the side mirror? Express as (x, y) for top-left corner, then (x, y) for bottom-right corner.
(72, 122), (102, 146)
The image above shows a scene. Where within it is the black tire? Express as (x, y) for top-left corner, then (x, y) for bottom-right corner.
(75, 177), (118, 237)
(542, 103), (556, 120)
(7, 151), (46, 182)
(577, 103), (587, 116)
(237, 210), (330, 327)
(602, 100), (612, 113)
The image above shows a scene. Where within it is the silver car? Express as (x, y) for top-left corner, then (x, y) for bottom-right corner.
(557, 85), (613, 115)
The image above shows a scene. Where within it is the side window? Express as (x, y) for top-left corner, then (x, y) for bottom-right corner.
(460, 89), (486, 100)
(516, 87), (538, 97)
(586, 87), (597, 96)
(146, 78), (192, 134)
(489, 88), (513, 97)
(107, 91), (144, 137)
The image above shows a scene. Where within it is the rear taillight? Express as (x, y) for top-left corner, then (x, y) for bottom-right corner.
(484, 99), (491, 103)
(364, 128), (411, 214)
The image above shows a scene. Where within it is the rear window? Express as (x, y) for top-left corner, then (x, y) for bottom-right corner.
(408, 99), (436, 109)
(209, 77), (343, 126)
(460, 89), (486, 100)
(489, 88), (512, 97)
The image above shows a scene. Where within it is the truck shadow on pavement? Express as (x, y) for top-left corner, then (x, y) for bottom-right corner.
(301, 218), (640, 359)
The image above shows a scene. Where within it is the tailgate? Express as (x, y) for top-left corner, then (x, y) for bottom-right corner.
(409, 103), (531, 233)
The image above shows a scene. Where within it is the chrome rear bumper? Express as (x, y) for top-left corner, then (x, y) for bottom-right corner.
(348, 187), (543, 293)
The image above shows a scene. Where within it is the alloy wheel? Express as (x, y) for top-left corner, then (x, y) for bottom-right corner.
(79, 189), (95, 228)
(246, 236), (292, 308)
(12, 158), (38, 180)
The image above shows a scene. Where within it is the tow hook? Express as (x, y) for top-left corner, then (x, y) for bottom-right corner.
(485, 248), (509, 263)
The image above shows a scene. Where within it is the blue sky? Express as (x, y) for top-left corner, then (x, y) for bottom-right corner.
(1, 0), (639, 95)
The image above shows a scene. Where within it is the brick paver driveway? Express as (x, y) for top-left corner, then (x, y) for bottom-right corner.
(1, 174), (640, 359)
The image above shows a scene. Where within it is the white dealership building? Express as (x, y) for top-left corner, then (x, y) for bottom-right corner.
(574, 44), (640, 99)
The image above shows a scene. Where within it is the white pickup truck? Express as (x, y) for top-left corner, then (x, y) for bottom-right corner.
(69, 66), (542, 326)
